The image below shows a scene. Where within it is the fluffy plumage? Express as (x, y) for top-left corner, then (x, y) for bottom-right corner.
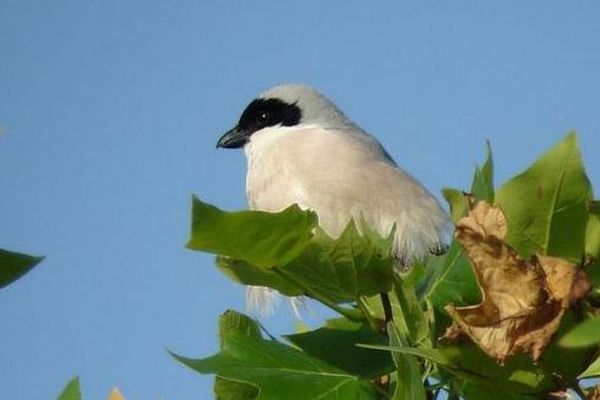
(218, 84), (449, 315)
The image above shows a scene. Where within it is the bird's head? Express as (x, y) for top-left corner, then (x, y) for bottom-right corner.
(216, 84), (351, 149)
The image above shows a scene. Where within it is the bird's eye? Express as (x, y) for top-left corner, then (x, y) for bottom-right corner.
(256, 110), (270, 123)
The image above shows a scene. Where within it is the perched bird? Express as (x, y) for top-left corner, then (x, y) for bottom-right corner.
(217, 84), (448, 316)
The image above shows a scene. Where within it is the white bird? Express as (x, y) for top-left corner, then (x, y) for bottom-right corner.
(217, 84), (449, 316)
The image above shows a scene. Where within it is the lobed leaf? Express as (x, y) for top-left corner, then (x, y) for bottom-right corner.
(187, 197), (317, 268)
(173, 335), (376, 400)
(285, 319), (394, 379)
(215, 311), (262, 399)
(174, 310), (376, 400)
(216, 257), (303, 297)
(189, 197), (394, 304)
(278, 223), (394, 303)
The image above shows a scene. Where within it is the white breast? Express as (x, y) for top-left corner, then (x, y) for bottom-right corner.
(244, 124), (449, 263)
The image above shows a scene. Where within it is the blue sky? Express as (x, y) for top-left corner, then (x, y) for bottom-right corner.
(1, 1), (599, 399)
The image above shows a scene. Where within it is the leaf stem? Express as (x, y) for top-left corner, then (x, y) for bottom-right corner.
(273, 268), (365, 322)
(357, 297), (383, 332)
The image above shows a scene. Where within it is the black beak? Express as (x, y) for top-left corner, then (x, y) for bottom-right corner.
(216, 126), (248, 149)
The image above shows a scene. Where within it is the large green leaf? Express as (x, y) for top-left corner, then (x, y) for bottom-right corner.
(174, 336), (375, 400)
(285, 318), (394, 378)
(495, 132), (592, 262)
(215, 379), (259, 400)
(558, 317), (600, 348)
(0, 248), (43, 289)
(187, 197), (317, 268)
(438, 344), (559, 395)
(175, 310), (376, 400)
(278, 223), (394, 303)
(439, 313), (590, 398)
(56, 377), (81, 400)
(586, 200), (600, 259)
(218, 309), (262, 341)
(216, 257), (303, 297)
(189, 198), (394, 304)
(359, 339), (570, 397)
(215, 311), (261, 400)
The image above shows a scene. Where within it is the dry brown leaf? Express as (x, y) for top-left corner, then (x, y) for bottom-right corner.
(587, 384), (600, 400)
(443, 201), (585, 363)
(108, 387), (125, 400)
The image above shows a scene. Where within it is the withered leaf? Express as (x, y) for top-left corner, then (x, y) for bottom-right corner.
(108, 387), (125, 400)
(444, 201), (584, 363)
(587, 384), (600, 400)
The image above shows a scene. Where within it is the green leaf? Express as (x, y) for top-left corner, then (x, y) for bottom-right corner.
(187, 197), (317, 268)
(56, 377), (81, 400)
(461, 382), (537, 400)
(190, 198), (393, 304)
(215, 311), (262, 400)
(586, 259), (600, 293)
(423, 241), (480, 311)
(0, 248), (43, 289)
(442, 142), (494, 223)
(495, 132), (592, 262)
(216, 257), (303, 297)
(285, 319), (394, 378)
(558, 317), (600, 348)
(279, 222), (394, 303)
(387, 323), (427, 400)
(441, 310), (587, 394)
(470, 141), (494, 203)
(586, 200), (600, 259)
(439, 344), (561, 396)
(173, 335), (376, 400)
(218, 309), (262, 341)
(578, 355), (600, 378)
(215, 378), (259, 400)
(533, 311), (591, 381)
(442, 189), (468, 223)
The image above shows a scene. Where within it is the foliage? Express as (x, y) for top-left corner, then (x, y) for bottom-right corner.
(179, 132), (600, 399)
(0, 247), (42, 289)
(56, 377), (126, 400)
(57, 377), (81, 400)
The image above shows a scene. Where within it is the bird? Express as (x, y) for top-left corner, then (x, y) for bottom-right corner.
(216, 84), (449, 317)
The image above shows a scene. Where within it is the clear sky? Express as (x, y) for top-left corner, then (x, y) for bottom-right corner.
(1, 1), (599, 399)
